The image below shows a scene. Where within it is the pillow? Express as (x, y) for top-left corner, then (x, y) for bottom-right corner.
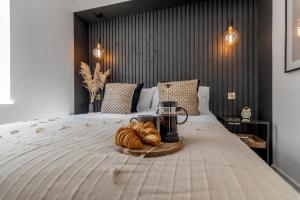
(198, 86), (210, 114)
(137, 88), (155, 112)
(157, 80), (200, 115)
(131, 83), (144, 112)
(101, 83), (137, 114)
(150, 87), (159, 111)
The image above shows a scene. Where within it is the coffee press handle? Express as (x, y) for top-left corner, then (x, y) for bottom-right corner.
(176, 107), (189, 125)
(130, 118), (138, 123)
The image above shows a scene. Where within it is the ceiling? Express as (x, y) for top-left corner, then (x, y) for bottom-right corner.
(75, 0), (201, 22)
(73, 0), (130, 12)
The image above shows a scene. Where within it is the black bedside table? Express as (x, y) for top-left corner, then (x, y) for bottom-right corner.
(218, 116), (271, 165)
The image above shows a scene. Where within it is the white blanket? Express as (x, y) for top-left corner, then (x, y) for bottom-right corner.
(0, 113), (299, 200)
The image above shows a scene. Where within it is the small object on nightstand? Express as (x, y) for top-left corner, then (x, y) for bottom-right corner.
(238, 134), (266, 149)
(227, 117), (241, 122)
(241, 107), (251, 119)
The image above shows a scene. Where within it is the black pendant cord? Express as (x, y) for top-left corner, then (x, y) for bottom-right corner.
(96, 13), (102, 45)
(227, 19), (233, 27)
(97, 17), (100, 44)
(231, 0), (233, 26)
(227, 0), (234, 27)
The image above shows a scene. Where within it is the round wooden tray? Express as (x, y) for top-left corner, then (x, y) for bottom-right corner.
(115, 137), (184, 157)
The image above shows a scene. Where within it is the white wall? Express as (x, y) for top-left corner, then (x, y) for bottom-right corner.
(273, 0), (300, 188)
(73, 0), (130, 12)
(0, 0), (74, 124)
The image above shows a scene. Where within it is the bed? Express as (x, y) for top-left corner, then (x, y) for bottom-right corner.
(0, 112), (299, 200)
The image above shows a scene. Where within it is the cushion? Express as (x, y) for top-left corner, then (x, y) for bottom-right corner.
(198, 86), (210, 114)
(131, 83), (144, 112)
(101, 83), (137, 114)
(137, 88), (155, 112)
(157, 80), (200, 115)
(150, 87), (159, 111)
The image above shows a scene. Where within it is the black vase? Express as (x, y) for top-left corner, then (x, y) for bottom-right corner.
(95, 94), (101, 112)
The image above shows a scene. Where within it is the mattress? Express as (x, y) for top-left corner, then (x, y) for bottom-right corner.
(0, 112), (299, 200)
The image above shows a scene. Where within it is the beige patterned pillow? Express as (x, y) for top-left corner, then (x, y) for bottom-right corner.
(101, 83), (137, 114)
(158, 80), (200, 115)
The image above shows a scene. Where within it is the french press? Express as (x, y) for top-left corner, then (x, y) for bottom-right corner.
(158, 101), (188, 143)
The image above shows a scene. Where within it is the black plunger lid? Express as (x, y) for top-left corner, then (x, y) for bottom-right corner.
(159, 101), (178, 107)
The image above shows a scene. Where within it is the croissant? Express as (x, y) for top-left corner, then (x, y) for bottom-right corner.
(128, 122), (161, 146)
(141, 127), (161, 146)
(143, 122), (156, 129)
(115, 127), (144, 149)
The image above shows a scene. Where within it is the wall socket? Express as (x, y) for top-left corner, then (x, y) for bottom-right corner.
(228, 92), (236, 100)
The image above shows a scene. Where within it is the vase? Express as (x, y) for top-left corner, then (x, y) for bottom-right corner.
(89, 102), (94, 113)
(95, 94), (101, 112)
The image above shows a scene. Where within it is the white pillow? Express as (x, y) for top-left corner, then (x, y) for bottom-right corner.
(198, 86), (210, 114)
(137, 88), (155, 112)
(150, 87), (159, 111)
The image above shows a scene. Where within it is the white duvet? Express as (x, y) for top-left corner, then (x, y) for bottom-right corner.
(0, 113), (299, 200)
(75, 111), (219, 122)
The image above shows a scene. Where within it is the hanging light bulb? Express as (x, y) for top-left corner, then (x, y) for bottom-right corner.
(224, 19), (240, 47)
(92, 37), (104, 59)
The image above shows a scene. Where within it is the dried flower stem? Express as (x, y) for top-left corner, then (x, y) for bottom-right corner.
(79, 62), (110, 103)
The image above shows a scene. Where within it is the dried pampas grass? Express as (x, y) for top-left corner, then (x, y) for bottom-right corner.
(80, 62), (110, 103)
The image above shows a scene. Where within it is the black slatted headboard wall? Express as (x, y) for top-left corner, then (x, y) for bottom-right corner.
(75, 0), (258, 118)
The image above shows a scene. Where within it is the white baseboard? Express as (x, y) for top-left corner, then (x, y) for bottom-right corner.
(272, 164), (300, 192)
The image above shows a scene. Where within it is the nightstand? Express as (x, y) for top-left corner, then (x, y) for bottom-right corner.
(218, 116), (271, 165)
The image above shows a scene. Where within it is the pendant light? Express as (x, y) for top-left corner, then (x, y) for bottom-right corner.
(92, 37), (104, 59)
(92, 13), (105, 59)
(224, 19), (240, 47)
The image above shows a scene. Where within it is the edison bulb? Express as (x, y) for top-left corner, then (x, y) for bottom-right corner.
(224, 26), (240, 47)
(92, 43), (104, 59)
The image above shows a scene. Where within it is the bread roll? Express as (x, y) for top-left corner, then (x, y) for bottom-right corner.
(115, 127), (143, 149)
(128, 122), (161, 146)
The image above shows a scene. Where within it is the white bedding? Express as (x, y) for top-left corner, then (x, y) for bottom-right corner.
(75, 111), (219, 123)
(0, 113), (299, 200)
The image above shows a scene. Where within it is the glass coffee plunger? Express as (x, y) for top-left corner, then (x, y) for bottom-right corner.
(158, 84), (188, 143)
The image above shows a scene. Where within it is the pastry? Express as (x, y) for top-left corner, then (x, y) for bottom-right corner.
(142, 128), (161, 146)
(128, 122), (161, 146)
(143, 122), (156, 129)
(115, 127), (144, 149)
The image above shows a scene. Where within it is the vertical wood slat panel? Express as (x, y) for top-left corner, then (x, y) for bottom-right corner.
(217, 0), (223, 116)
(190, 5), (195, 80)
(187, 5), (191, 79)
(168, 9), (172, 81)
(239, 0), (245, 117)
(122, 17), (126, 83)
(227, 0), (233, 117)
(225, 0), (229, 116)
(113, 18), (116, 82)
(74, 15), (90, 114)
(86, 0), (258, 117)
(153, 11), (158, 86)
(157, 10), (162, 82)
(182, 6), (186, 80)
(253, 0), (258, 118)
(177, 7), (181, 82)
